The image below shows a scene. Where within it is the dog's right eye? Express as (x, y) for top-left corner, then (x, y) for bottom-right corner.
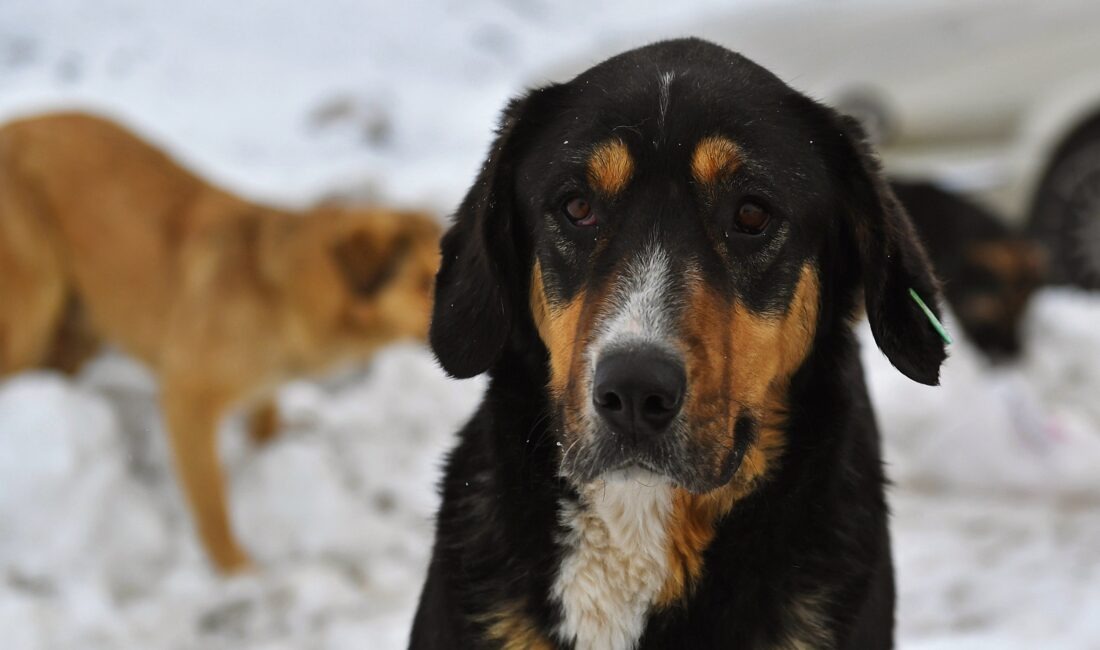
(563, 196), (597, 227)
(733, 200), (771, 235)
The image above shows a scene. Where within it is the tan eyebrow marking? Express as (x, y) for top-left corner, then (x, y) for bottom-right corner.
(691, 136), (742, 186)
(586, 139), (634, 197)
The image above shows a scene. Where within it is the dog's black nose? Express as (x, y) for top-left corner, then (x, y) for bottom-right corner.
(593, 348), (686, 438)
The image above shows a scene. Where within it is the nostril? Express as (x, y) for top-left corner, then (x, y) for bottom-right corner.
(593, 348), (686, 435)
(642, 394), (671, 415)
(597, 391), (623, 411)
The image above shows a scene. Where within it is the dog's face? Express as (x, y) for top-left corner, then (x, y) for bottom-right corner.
(952, 239), (1045, 357)
(291, 208), (440, 355)
(431, 39), (947, 493)
(520, 117), (829, 492)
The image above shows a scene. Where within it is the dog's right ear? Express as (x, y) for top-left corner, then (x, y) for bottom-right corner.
(429, 88), (555, 378)
(830, 114), (948, 385)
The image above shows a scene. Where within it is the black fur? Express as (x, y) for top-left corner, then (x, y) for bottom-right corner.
(430, 88), (567, 378)
(892, 180), (1044, 358)
(829, 121), (947, 385)
(414, 38), (946, 649)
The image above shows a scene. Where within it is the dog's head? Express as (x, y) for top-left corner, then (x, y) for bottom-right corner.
(890, 180), (1045, 359)
(953, 239), (1045, 357)
(289, 207), (440, 356)
(431, 39), (946, 492)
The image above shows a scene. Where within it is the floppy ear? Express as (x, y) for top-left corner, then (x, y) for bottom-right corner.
(429, 89), (551, 378)
(833, 114), (948, 385)
(331, 229), (411, 299)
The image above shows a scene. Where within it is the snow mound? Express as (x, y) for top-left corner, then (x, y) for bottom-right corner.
(863, 289), (1100, 498)
(0, 346), (483, 649)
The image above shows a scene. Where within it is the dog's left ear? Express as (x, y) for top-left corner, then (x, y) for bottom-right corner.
(832, 114), (948, 385)
(429, 87), (558, 378)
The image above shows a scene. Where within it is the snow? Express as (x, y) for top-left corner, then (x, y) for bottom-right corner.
(0, 347), (485, 649)
(863, 292), (1100, 648)
(2, 1), (1099, 647)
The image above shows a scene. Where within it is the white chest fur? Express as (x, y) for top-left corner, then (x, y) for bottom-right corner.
(552, 470), (674, 650)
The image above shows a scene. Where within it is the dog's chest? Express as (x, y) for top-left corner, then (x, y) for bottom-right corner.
(552, 473), (673, 650)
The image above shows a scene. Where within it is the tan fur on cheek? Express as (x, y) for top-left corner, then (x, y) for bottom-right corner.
(730, 264), (820, 483)
(587, 139), (634, 197)
(658, 265), (820, 606)
(530, 262), (619, 446)
(530, 261), (583, 397)
(691, 136), (742, 186)
(679, 279), (735, 454)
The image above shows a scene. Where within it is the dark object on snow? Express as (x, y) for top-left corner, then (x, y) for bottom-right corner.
(412, 38), (950, 650)
(893, 180), (1046, 359)
(1027, 117), (1100, 290)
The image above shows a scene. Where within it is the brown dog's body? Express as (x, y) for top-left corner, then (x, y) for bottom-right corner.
(0, 112), (439, 572)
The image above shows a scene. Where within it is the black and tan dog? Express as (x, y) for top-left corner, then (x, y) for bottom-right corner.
(892, 180), (1045, 359)
(412, 39), (947, 649)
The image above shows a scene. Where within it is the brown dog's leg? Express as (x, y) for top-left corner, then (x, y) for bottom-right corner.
(0, 184), (68, 375)
(247, 398), (280, 446)
(162, 386), (252, 573)
(44, 295), (101, 374)
(0, 280), (66, 374)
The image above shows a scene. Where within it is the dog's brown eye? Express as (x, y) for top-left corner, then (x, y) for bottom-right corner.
(734, 201), (771, 234)
(563, 197), (596, 227)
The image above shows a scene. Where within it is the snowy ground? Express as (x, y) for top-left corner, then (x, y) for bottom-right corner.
(2, 1), (1099, 648)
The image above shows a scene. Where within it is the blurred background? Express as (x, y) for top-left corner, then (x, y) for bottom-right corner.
(1, 0), (1098, 648)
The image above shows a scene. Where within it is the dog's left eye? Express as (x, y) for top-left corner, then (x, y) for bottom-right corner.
(563, 196), (597, 227)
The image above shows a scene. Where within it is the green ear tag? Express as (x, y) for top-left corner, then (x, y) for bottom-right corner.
(908, 288), (952, 345)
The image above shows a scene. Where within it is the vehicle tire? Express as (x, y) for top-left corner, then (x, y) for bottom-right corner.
(1029, 120), (1100, 289)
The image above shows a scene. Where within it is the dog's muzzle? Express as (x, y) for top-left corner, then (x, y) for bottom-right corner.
(592, 345), (686, 442)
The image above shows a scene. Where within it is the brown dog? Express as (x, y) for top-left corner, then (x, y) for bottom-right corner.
(0, 112), (440, 572)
